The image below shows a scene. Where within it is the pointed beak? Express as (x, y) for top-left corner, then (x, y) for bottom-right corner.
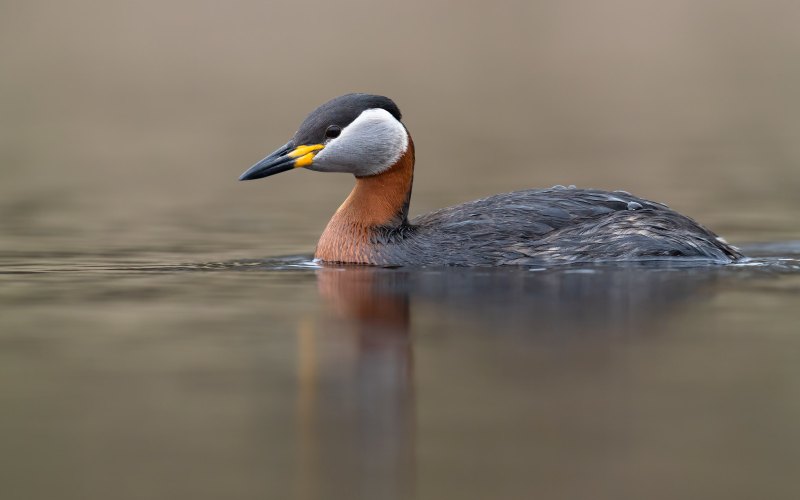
(238, 142), (324, 181)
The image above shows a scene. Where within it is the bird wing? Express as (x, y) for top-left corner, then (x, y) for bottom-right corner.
(407, 187), (738, 265)
(411, 187), (669, 237)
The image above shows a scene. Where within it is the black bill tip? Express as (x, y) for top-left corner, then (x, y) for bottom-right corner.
(238, 142), (294, 181)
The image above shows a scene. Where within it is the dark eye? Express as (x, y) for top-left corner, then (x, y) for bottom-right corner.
(325, 125), (341, 139)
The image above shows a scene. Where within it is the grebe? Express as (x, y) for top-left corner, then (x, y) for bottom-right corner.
(239, 94), (741, 266)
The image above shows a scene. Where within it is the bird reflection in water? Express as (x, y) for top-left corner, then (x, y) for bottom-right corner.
(293, 267), (415, 500)
(294, 263), (724, 498)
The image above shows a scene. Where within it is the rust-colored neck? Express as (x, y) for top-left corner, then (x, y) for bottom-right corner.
(315, 137), (415, 264)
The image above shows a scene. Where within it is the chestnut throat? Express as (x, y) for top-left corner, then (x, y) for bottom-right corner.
(315, 138), (415, 264)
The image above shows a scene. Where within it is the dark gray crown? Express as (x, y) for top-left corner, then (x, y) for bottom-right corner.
(293, 94), (402, 146)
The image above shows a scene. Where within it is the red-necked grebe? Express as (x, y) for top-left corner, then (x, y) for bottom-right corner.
(239, 93), (741, 266)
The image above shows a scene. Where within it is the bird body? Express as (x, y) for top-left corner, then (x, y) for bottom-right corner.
(239, 94), (741, 266)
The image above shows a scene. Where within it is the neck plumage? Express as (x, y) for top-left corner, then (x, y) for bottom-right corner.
(315, 138), (415, 264)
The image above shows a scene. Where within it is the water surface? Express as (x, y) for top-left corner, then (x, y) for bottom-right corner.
(2, 242), (800, 500)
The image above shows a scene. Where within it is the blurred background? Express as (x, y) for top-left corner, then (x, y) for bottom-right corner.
(2, 1), (800, 499)
(2, 0), (799, 257)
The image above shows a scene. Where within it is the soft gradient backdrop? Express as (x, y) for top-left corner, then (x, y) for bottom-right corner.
(2, 0), (799, 262)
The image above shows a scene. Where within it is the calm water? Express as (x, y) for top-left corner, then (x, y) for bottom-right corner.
(2, 234), (800, 500)
(4, 0), (800, 498)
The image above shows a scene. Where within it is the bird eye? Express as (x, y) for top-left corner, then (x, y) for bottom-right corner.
(325, 125), (341, 139)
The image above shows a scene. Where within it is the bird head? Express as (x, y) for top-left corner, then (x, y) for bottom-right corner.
(239, 93), (408, 181)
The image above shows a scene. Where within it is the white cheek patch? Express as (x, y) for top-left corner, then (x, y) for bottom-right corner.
(312, 108), (409, 176)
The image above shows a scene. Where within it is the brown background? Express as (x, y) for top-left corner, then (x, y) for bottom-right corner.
(2, 0), (799, 260)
